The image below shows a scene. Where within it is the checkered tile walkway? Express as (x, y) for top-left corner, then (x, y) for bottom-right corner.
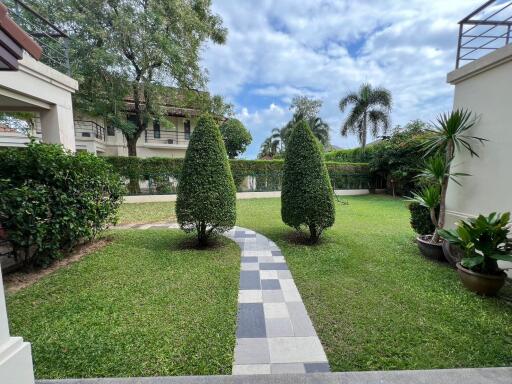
(225, 227), (329, 375)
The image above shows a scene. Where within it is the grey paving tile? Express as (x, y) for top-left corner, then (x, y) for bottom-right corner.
(271, 250), (283, 256)
(258, 256), (274, 263)
(236, 303), (266, 338)
(268, 337), (328, 364)
(241, 263), (259, 271)
(232, 364), (270, 375)
(241, 256), (258, 263)
(259, 262), (289, 270)
(270, 363), (306, 374)
(239, 271), (261, 290)
(287, 302), (317, 336)
(262, 289), (285, 303)
(234, 338), (270, 365)
(304, 362), (330, 373)
(265, 318), (294, 337)
(261, 279), (281, 290)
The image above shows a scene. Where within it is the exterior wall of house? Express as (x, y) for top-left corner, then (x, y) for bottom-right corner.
(0, 52), (78, 151)
(75, 115), (196, 158)
(445, 44), (512, 227)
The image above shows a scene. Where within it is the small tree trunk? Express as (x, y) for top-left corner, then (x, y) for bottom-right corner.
(361, 113), (367, 150)
(126, 136), (140, 194)
(309, 224), (319, 244)
(430, 207), (440, 243)
(197, 222), (208, 246)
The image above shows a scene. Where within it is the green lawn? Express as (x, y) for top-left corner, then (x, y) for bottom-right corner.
(6, 230), (239, 379)
(118, 201), (176, 225)
(235, 196), (512, 370)
(7, 195), (512, 377)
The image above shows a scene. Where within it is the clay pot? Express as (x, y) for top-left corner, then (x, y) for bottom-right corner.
(456, 263), (506, 296)
(416, 235), (446, 262)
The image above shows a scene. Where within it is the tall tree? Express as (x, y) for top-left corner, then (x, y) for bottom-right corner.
(290, 95), (322, 121)
(36, 0), (227, 157)
(339, 83), (392, 149)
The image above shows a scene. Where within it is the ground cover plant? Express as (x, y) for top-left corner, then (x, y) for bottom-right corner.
(6, 230), (240, 379)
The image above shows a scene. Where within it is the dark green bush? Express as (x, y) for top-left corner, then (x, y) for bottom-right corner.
(105, 156), (370, 194)
(176, 114), (236, 245)
(408, 202), (436, 236)
(0, 142), (124, 267)
(281, 120), (335, 243)
(220, 118), (252, 159)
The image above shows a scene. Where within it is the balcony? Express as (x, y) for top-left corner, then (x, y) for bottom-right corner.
(4, 0), (70, 74)
(74, 120), (106, 142)
(456, 0), (512, 68)
(144, 129), (190, 148)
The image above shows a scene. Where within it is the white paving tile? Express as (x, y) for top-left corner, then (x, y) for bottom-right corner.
(260, 270), (278, 279)
(238, 290), (263, 303)
(263, 302), (289, 319)
(232, 364), (270, 375)
(268, 337), (328, 364)
(241, 262), (259, 271)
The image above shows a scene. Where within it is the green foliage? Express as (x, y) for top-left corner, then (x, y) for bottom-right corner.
(325, 147), (376, 163)
(408, 202), (436, 236)
(0, 142), (124, 267)
(176, 115), (236, 245)
(220, 118), (252, 158)
(339, 83), (392, 148)
(105, 157), (369, 194)
(32, 0), (227, 156)
(281, 120), (335, 243)
(439, 212), (512, 275)
(369, 121), (432, 195)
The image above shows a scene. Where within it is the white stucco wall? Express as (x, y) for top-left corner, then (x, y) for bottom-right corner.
(445, 45), (512, 227)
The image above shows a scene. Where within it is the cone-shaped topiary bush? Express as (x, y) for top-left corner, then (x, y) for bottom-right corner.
(281, 120), (335, 243)
(176, 114), (236, 245)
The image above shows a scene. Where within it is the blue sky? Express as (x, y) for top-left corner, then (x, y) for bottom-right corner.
(201, 0), (483, 159)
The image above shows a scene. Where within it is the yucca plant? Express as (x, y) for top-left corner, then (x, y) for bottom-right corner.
(438, 212), (512, 275)
(408, 185), (441, 238)
(422, 109), (486, 236)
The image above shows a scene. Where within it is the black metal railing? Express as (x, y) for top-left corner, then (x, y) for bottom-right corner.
(456, 0), (512, 68)
(144, 129), (191, 145)
(74, 120), (105, 141)
(4, 0), (70, 75)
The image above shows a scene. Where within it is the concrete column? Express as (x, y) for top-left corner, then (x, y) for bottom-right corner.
(0, 266), (35, 384)
(40, 102), (76, 152)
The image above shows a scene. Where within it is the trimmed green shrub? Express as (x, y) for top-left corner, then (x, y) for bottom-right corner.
(281, 120), (335, 243)
(408, 202), (436, 236)
(104, 156), (370, 194)
(176, 114), (236, 245)
(220, 118), (252, 159)
(0, 142), (124, 268)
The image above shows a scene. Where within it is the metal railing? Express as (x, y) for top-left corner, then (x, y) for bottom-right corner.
(456, 0), (512, 68)
(4, 0), (70, 75)
(74, 120), (105, 141)
(144, 129), (191, 145)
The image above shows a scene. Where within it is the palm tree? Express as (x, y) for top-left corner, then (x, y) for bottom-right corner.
(258, 137), (280, 159)
(339, 83), (392, 149)
(308, 116), (330, 147)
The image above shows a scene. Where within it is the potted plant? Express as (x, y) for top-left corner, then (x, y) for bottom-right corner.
(439, 212), (512, 296)
(422, 109), (486, 262)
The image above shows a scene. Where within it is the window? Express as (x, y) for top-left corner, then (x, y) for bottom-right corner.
(107, 125), (116, 136)
(184, 119), (191, 140)
(153, 119), (161, 139)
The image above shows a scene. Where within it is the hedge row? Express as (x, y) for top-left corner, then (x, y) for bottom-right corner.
(324, 147), (377, 163)
(104, 157), (371, 194)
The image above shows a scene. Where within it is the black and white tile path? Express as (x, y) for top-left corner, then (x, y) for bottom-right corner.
(225, 227), (330, 375)
(113, 223), (330, 375)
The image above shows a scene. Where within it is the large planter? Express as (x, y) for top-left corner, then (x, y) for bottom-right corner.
(416, 235), (445, 262)
(456, 263), (506, 296)
(442, 241), (464, 267)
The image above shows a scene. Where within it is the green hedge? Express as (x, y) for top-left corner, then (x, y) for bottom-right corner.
(324, 147), (377, 163)
(0, 143), (124, 268)
(104, 157), (370, 195)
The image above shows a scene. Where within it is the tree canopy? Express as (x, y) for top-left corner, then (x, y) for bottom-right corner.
(32, 0), (227, 156)
(220, 118), (252, 159)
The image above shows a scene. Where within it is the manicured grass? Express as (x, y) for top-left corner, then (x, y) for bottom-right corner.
(6, 230), (239, 379)
(234, 196), (512, 371)
(118, 202), (175, 224)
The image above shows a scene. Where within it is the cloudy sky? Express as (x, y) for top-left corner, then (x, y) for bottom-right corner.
(201, 0), (483, 158)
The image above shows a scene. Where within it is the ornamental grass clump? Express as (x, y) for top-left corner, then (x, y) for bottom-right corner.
(281, 120), (335, 243)
(176, 114), (236, 246)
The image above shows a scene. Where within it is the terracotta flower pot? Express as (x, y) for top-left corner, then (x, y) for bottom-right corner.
(456, 262), (506, 296)
(416, 235), (446, 262)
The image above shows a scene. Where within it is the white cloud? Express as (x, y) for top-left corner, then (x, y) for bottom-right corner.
(202, 0), (483, 157)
